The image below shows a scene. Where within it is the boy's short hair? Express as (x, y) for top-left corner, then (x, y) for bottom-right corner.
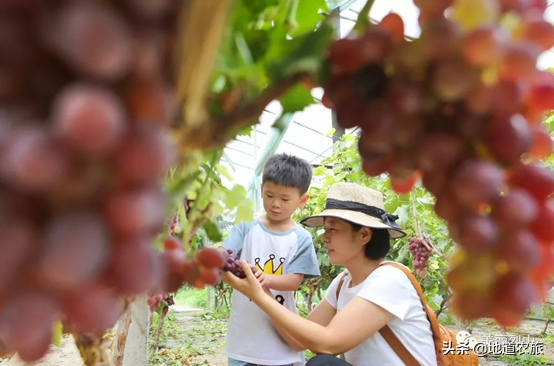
(262, 153), (313, 195)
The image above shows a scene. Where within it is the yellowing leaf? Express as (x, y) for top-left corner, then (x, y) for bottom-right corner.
(451, 0), (500, 31)
(51, 320), (63, 346)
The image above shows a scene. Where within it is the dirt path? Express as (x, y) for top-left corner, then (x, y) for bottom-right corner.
(3, 309), (553, 366)
(149, 306), (227, 366)
(0, 335), (84, 366)
(0, 305), (227, 366)
(447, 319), (554, 366)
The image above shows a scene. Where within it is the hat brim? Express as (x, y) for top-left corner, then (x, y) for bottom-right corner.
(300, 209), (406, 239)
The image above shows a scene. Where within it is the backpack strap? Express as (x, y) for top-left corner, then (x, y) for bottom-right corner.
(379, 325), (419, 366)
(379, 262), (442, 338)
(335, 271), (349, 301)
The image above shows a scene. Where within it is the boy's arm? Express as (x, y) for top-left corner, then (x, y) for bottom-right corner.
(279, 230), (320, 289)
(217, 223), (245, 254)
(263, 273), (304, 291)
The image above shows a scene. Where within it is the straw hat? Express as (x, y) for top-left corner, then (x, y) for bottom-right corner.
(300, 182), (406, 239)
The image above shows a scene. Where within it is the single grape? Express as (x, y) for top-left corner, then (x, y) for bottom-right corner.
(377, 13), (404, 44)
(55, 3), (133, 80)
(491, 189), (538, 227)
(196, 248), (226, 269)
(452, 160), (504, 208)
(39, 211), (110, 290)
(450, 215), (499, 252)
(461, 26), (505, 67)
(53, 83), (126, 155)
(484, 114), (532, 165)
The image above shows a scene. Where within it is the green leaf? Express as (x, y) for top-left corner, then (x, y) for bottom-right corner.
(236, 202), (254, 223)
(267, 20), (335, 80)
(202, 220), (223, 242)
(280, 84), (316, 114)
(290, 0), (328, 36)
(324, 128), (336, 137)
(225, 185), (248, 208)
(217, 164), (233, 181)
(395, 244), (409, 263)
(155, 301), (168, 315)
(51, 320), (63, 346)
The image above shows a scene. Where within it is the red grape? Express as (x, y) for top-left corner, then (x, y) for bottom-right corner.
(491, 189), (538, 227)
(54, 3), (133, 80)
(522, 17), (554, 51)
(509, 162), (554, 200)
(496, 230), (539, 273)
(53, 84), (126, 155)
(39, 211), (110, 290)
(378, 13), (405, 44)
(452, 160), (504, 208)
(450, 215), (499, 253)
(461, 26), (505, 67)
(196, 248), (226, 269)
(484, 114), (532, 165)
(0, 0), (183, 361)
(408, 237), (431, 278)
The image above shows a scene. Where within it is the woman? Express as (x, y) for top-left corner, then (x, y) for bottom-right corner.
(222, 182), (437, 366)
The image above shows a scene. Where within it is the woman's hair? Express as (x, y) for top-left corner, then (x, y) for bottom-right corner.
(348, 222), (391, 260)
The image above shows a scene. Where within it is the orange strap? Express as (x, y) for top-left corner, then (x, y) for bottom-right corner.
(379, 262), (442, 338)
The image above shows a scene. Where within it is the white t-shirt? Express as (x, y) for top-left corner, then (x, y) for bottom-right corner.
(222, 219), (321, 365)
(325, 263), (437, 366)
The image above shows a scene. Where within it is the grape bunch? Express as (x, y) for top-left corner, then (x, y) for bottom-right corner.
(323, 0), (554, 327)
(222, 249), (258, 279)
(146, 293), (174, 313)
(168, 214), (182, 236)
(147, 294), (165, 312)
(162, 237), (225, 293)
(0, 0), (187, 361)
(408, 237), (431, 279)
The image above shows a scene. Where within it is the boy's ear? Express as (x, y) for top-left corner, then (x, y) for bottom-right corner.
(298, 193), (310, 208)
(260, 183), (264, 198)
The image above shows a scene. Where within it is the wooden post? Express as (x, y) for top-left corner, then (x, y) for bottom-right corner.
(207, 287), (212, 310)
(122, 297), (149, 366)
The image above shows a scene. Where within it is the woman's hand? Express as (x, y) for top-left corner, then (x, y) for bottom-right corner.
(220, 260), (265, 301)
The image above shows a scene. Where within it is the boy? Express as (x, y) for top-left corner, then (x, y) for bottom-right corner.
(219, 153), (320, 366)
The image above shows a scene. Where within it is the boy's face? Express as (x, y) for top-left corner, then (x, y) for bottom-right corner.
(261, 181), (308, 223)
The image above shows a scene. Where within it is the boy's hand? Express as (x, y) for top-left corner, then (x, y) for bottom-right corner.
(221, 261), (264, 301)
(255, 271), (272, 289)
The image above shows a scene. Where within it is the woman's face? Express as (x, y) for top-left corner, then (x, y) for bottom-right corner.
(321, 217), (372, 265)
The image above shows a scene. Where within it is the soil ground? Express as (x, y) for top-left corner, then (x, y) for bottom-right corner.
(2, 308), (554, 366)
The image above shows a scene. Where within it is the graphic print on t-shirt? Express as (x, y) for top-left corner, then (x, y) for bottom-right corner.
(255, 254), (285, 275)
(254, 254), (287, 305)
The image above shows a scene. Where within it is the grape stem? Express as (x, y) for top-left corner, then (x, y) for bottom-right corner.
(177, 72), (307, 151)
(411, 190), (446, 258)
(351, 0), (376, 35)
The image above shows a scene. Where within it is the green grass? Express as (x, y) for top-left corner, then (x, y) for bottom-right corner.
(438, 311), (457, 326)
(497, 353), (551, 365)
(543, 335), (554, 345)
(174, 286), (208, 308)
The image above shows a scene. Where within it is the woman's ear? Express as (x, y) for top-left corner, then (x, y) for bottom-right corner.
(359, 227), (372, 246)
(298, 193), (309, 208)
